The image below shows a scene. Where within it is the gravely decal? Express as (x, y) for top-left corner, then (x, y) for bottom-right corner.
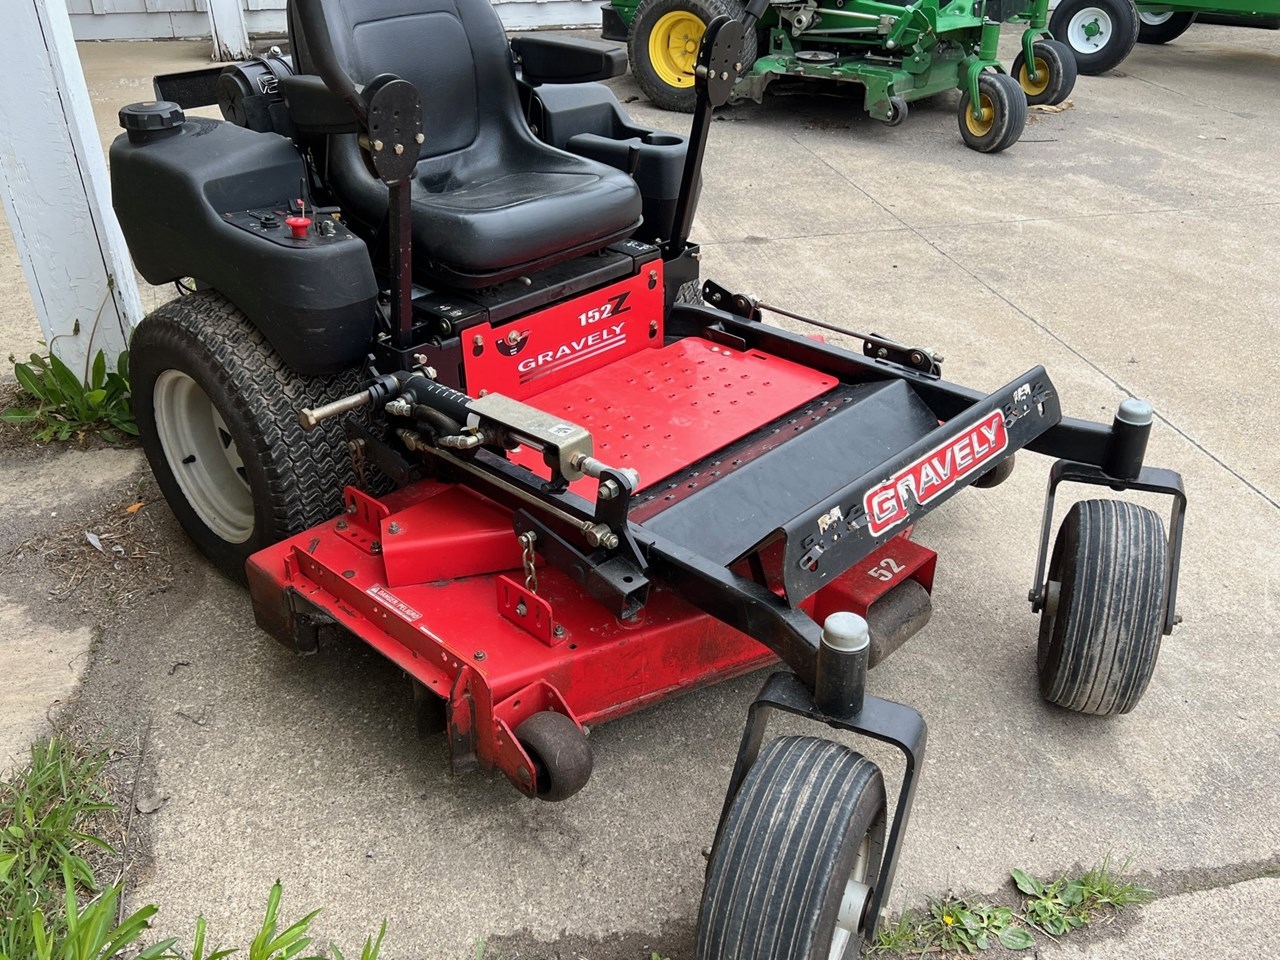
(864, 411), (1008, 536)
(516, 322), (627, 382)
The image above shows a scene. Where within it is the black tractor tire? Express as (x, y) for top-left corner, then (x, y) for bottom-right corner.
(131, 291), (364, 582)
(697, 736), (887, 960)
(516, 711), (593, 801)
(1010, 39), (1078, 106)
(629, 0), (756, 113)
(675, 278), (705, 305)
(957, 72), (1027, 153)
(1137, 10), (1197, 43)
(1049, 0), (1140, 75)
(1037, 499), (1167, 716)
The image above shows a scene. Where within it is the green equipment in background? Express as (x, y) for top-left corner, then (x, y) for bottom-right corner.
(1048, 0), (1280, 74)
(602, 0), (1077, 153)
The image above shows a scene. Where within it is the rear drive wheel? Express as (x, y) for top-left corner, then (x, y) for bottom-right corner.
(630, 0), (756, 112)
(131, 290), (364, 582)
(515, 711), (593, 801)
(697, 736), (887, 960)
(1137, 9), (1197, 43)
(1049, 0), (1140, 74)
(957, 73), (1027, 153)
(1037, 499), (1167, 715)
(1010, 39), (1078, 106)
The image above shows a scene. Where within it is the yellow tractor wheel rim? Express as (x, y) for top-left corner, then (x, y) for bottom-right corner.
(1018, 56), (1051, 96)
(649, 11), (706, 88)
(966, 93), (997, 137)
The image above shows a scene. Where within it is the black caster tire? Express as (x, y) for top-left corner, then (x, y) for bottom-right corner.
(1010, 39), (1078, 106)
(885, 96), (909, 126)
(1037, 499), (1167, 716)
(697, 736), (887, 960)
(131, 291), (366, 583)
(957, 73), (1027, 153)
(972, 453), (1016, 489)
(515, 711), (593, 801)
(1137, 10), (1197, 43)
(629, 0), (756, 112)
(1049, 0), (1140, 75)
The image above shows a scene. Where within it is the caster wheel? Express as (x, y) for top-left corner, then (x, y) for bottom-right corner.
(515, 711), (593, 801)
(972, 453), (1016, 489)
(697, 736), (886, 960)
(629, 0), (756, 112)
(1038, 499), (1167, 715)
(884, 96), (909, 126)
(1010, 39), (1078, 106)
(1049, 0), (1140, 75)
(957, 73), (1027, 153)
(1137, 10), (1197, 43)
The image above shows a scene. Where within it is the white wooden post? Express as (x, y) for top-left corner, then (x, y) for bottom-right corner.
(207, 0), (252, 61)
(0, 0), (143, 381)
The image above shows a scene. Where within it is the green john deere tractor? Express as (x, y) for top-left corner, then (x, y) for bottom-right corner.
(602, 0), (1078, 152)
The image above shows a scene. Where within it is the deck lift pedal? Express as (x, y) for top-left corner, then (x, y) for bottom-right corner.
(112, 4), (1187, 955)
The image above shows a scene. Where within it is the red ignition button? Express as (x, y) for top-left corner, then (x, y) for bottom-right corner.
(285, 215), (311, 238)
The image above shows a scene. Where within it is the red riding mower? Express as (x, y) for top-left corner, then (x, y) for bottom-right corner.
(111, 0), (1186, 954)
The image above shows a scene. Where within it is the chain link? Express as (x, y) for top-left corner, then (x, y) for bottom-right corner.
(519, 531), (538, 594)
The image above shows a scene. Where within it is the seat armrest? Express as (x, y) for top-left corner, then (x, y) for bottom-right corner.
(279, 75), (360, 134)
(510, 36), (627, 85)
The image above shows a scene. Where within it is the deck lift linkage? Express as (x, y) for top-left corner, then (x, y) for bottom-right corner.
(111, 3), (1187, 954)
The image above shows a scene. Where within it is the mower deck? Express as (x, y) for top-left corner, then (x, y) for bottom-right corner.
(248, 332), (943, 795)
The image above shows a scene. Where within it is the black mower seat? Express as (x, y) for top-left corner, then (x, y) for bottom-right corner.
(289, 0), (642, 285)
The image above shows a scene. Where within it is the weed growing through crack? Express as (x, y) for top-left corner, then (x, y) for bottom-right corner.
(0, 737), (387, 960)
(2, 347), (138, 443)
(872, 857), (1152, 955)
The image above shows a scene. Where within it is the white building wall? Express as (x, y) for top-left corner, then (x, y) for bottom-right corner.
(67, 0), (602, 41)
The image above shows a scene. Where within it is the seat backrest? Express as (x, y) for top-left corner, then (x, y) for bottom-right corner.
(288, 0), (522, 162)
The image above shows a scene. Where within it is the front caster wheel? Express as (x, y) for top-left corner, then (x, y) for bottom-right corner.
(515, 711), (593, 801)
(957, 73), (1027, 153)
(1037, 499), (1167, 715)
(1049, 0), (1140, 74)
(697, 736), (887, 960)
(1011, 39), (1078, 106)
(131, 291), (365, 582)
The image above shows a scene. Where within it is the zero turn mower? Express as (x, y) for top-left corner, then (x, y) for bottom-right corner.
(112, 0), (1186, 954)
(606, 0), (1079, 152)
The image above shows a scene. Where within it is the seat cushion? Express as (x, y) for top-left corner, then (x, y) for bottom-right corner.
(410, 157), (641, 275)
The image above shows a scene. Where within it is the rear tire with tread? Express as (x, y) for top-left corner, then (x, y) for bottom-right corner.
(629, 0), (756, 113)
(1037, 499), (1167, 715)
(697, 736), (887, 960)
(131, 291), (365, 582)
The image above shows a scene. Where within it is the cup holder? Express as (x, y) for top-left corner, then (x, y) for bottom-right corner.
(642, 133), (683, 146)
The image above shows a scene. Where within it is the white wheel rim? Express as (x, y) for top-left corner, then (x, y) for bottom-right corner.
(1139, 10), (1173, 24)
(1067, 7), (1114, 52)
(153, 369), (254, 543)
(828, 833), (873, 960)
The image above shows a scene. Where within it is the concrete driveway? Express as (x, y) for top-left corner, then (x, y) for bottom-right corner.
(1, 21), (1277, 960)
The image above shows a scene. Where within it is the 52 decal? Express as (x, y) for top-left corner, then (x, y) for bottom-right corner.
(578, 291), (631, 327)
